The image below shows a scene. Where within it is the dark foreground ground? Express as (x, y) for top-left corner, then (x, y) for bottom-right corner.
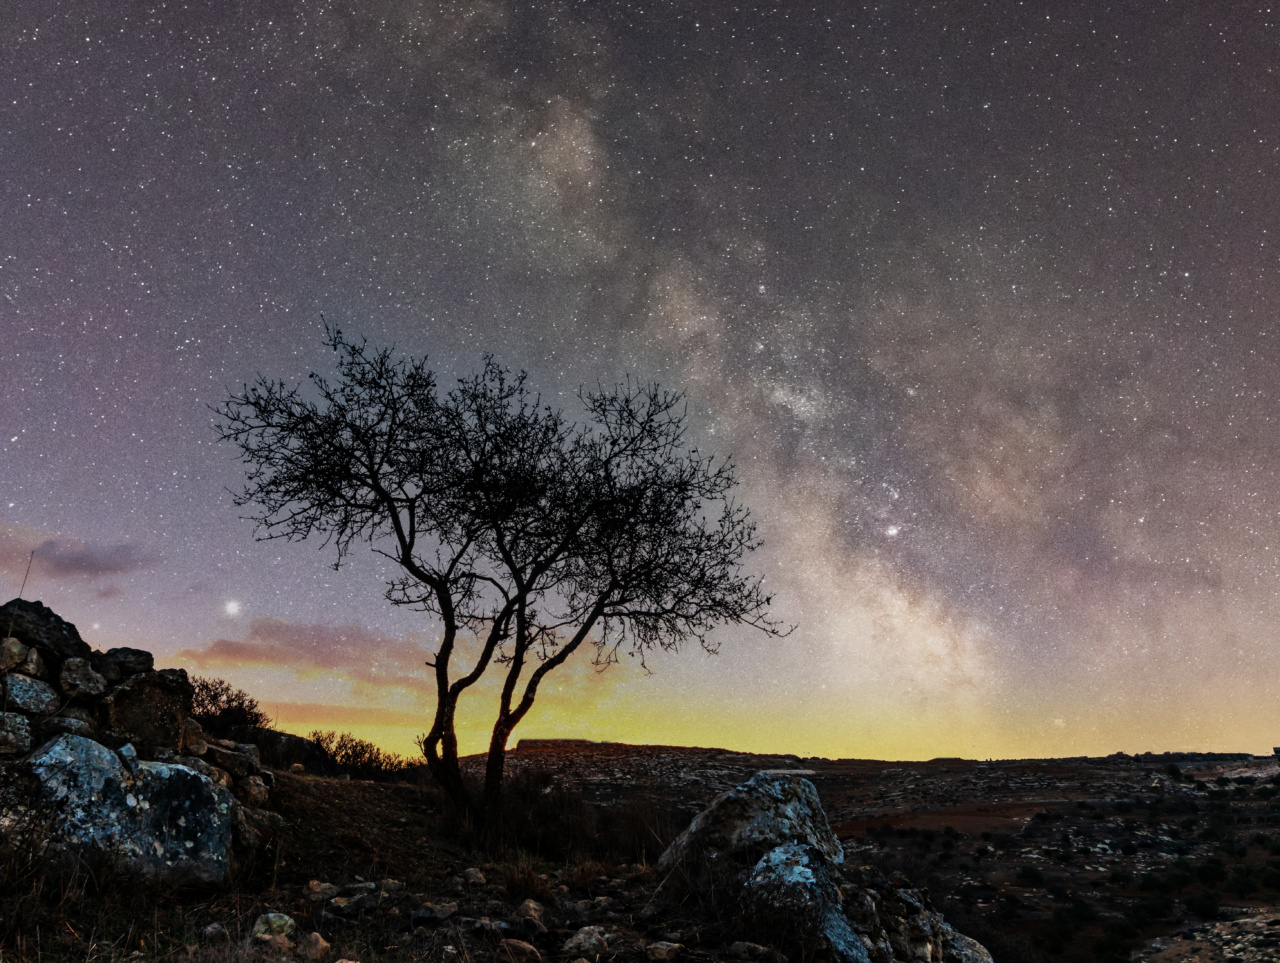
(5, 741), (1280, 963)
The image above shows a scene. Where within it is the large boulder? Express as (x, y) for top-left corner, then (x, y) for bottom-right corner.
(656, 772), (992, 963)
(744, 841), (868, 963)
(657, 771), (843, 879)
(99, 669), (193, 754)
(60, 657), (107, 698)
(27, 733), (236, 884)
(230, 726), (331, 772)
(0, 598), (92, 662)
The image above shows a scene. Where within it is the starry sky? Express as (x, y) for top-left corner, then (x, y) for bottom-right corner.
(4, 1), (1279, 760)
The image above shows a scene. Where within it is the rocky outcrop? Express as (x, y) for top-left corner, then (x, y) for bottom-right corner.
(1, 598), (282, 884)
(655, 771), (992, 963)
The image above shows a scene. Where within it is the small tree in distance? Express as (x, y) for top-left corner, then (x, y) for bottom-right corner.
(215, 328), (785, 819)
(191, 675), (270, 738)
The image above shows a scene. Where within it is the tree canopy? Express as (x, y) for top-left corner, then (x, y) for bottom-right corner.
(215, 328), (783, 815)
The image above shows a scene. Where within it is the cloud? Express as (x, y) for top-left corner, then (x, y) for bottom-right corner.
(0, 525), (154, 583)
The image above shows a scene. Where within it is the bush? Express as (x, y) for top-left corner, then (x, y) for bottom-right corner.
(307, 730), (414, 781)
(191, 676), (269, 737)
(1185, 890), (1220, 919)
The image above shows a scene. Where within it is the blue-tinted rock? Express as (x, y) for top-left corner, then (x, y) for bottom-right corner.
(3, 673), (60, 714)
(28, 733), (236, 884)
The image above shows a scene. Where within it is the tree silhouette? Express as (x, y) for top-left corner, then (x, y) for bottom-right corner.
(215, 328), (783, 817)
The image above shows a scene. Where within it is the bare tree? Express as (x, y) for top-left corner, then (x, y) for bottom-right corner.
(215, 328), (783, 818)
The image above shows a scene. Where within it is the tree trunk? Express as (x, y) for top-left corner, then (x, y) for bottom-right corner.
(482, 720), (511, 819)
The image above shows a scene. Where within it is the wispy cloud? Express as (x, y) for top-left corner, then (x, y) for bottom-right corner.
(0, 525), (155, 583)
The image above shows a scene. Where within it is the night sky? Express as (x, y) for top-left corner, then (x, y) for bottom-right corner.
(4, 1), (1279, 760)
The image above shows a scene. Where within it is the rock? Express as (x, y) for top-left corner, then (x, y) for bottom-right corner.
(28, 733), (236, 883)
(3, 673), (61, 715)
(0, 712), (33, 754)
(309, 880), (340, 901)
(657, 771), (843, 880)
(203, 922), (228, 941)
(1, 637), (28, 670)
(235, 774), (270, 806)
(176, 755), (215, 778)
(646, 942), (684, 960)
(297, 932), (331, 962)
(0, 599), (92, 661)
(59, 657), (107, 698)
(206, 743), (257, 778)
(230, 726), (330, 772)
(379, 879), (404, 894)
(726, 943), (770, 959)
(743, 841), (868, 963)
(230, 804), (283, 852)
(17, 646), (49, 680)
(290, 762), (305, 773)
(256, 934), (294, 955)
(92, 647), (153, 683)
(563, 926), (610, 957)
(463, 866), (486, 885)
(516, 899), (545, 921)
(345, 881), (378, 894)
(100, 669), (193, 754)
(497, 939), (542, 963)
(183, 717), (208, 756)
(941, 931), (994, 963)
(39, 715), (96, 738)
(411, 901), (458, 923)
(209, 766), (233, 788)
(251, 913), (297, 939)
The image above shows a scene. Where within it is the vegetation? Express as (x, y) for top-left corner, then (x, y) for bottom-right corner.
(191, 675), (270, 737)
(216, 327), (785, 820)
(307, 729), (415, 782)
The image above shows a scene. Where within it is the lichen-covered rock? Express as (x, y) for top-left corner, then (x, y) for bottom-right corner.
(251, 913), (297, 938)
(92, 647), (154, 683)
(28, 733), (236, 883)
(3, 672), (61, 714)
(563, 926), (609, 957)
(100, 669), (193, 753)
(17, 645), (50, 680)
(206, 742), (257, 777)
(0, 712), (33, 754)
(744, 841), (869, 963)
(60, 657), (107, 697)
(0, 598), (92, 661)
(658, 771), (843, 877)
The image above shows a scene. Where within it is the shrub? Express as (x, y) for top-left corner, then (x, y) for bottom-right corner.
(307, 730), (413, 781)
(191, 676), (269, 737)
(1185, 890), (1220, 919)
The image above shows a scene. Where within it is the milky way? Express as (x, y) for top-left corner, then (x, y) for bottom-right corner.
(4, 2), (1279, 758)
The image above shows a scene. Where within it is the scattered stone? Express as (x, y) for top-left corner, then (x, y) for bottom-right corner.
(297, 931), (331, 962)
(205, 742), (257, 778)
(59, 657), (107, 698)
(308, 881), (340, 901)
(646, 941), (684, 960)
(290, 762), (306, 773)
(202, 923), (228, 941)
(378, 879), (404, 894)
(463, 867), (486, 885)
(256, 934), (294, 955)
(3, 672), (60, 714)
(563, 926), (610, 957)
(1, 637), (28, 670)
(497, 939), (542, 963)
(0, 711), (33, 754)
(411, 901), (458, 923)
(516, 899), (544, 921)
(726, 943), (770, 959)
(251, 913), (297, 939)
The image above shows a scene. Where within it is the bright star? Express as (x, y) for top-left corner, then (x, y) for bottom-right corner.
(225, 600), (241, 616)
